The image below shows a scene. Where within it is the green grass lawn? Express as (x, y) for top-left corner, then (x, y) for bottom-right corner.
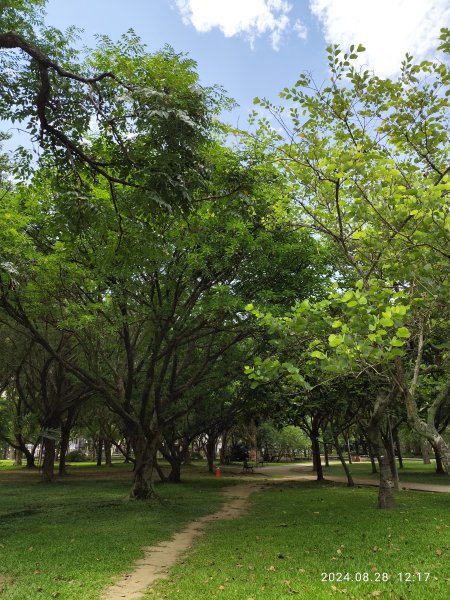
(323, 459), (450, 486)
(0, 463), (228, 599)
(148, 481), (450, 600)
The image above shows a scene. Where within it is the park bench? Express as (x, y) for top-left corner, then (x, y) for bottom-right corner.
(242, 460), (254, 473)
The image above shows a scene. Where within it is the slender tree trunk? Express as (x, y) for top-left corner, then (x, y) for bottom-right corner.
(421, 439), (431, 464)
(333, 433), (354, 487)
(58, 434), (69, 476)
(220, 430), (229, 465)
(311, 442), (317, 472)
(155, 460), (168, 483)
(59, 411), (75, 476)
(385, 418), (399, 490)
(96, 438), (103, 467)
(384, 436), (399, 490)
(41, 437), (56, 482)
(367, 394), (395, 509)
(323, 442), (330, 467)
(368, 441), (378, 474)
(104, 440), (112, 466)
(431, 443), (445, 474)
(206, 434), (216, 474)
(360, 424), (378, 473)
(393, 429), (403, 469)
(124, 438), (132, 463)
(345, 434), (352, 464)
(311, 434), (324, 481)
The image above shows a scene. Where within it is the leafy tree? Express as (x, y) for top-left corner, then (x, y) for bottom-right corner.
(245, 30), (450, 506)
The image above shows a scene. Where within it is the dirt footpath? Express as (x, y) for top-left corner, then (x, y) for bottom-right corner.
(102, 482), (263, 600)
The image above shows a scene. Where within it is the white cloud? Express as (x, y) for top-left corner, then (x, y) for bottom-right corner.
(310, 0), (450, 77)
(294, 19), (308, 40)
(175, 0), (307, 50)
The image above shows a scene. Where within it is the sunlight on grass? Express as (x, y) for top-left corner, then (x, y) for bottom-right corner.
(149, 482), (450, 600)
(0, 464), (226, 599)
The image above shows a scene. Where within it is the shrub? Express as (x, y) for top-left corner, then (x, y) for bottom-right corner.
(66, 450), (90, 462)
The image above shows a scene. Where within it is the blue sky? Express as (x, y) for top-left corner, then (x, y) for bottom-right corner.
(42, 0), (450, 129)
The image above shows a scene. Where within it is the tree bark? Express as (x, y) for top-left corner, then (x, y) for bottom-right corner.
(130, 430), (161, 499)
(396, 355), (450, 474)
(385, 417), (399, 490)
(393, 428), (403, 469)
(323, 441), (330, 467)
(421, 439), (431, 464)
(14, 449), (23, 466)
(41, 436), (56, 482)
(311, 434), (324, 481)
(58, 422), (71, 476)
(25, 446), (36, 468)
(104, 439), (112, 466)
(345, 434), (352, 464)
(154, 460), (168, 483)
(219, 430), (229, 465)
(205, 433), (217, 474)
(96, 438), (103, 467)
(431, 443), (445, 474)
(333, 433), (354, 487)
(367, 394), (395, 509)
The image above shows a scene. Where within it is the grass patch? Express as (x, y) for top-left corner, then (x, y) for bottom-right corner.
(323, 460), (450, 486)
(0, 463), (228, 599)
(149, 481), (450, 599)
(0, 461), (24, 471)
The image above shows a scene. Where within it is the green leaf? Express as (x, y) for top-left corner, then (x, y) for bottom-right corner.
(328, 334), (344, 348)
(380, 317), (394, 327)
(390, 337), (405, 347)
(342, 290), (353, 302)
(310, 350), (327, 360)
(396, 326), (411, 338)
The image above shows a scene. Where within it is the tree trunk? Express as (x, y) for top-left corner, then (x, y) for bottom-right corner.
(168, 458), (182, 482)
(41, 437), (56, 482)
(124, 438), (132, 463)
(396, 358), (450, 474)
(130, 431), (161, 500)
(431, 443), (445, 474)
(206, 433), (216, 474)
(421, 439), (431, 464)
(14, 449), (23, 466)
(219, 430), (229, 465)
(59, 426), (70, 476)
(385, 418), (399, 490)
(393, 428), (403, 469)
(96, 438), (103, 466)
(323, 441), (330, 467)
(333, 433), (354, 487)
(104, 440), (112, 466)
(311, 434), (324, 481)
(155, 460), (168, 483)
(367, 394), (395, 509)
(25, 446), (36, 468)
(345, 434), (352, 464)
